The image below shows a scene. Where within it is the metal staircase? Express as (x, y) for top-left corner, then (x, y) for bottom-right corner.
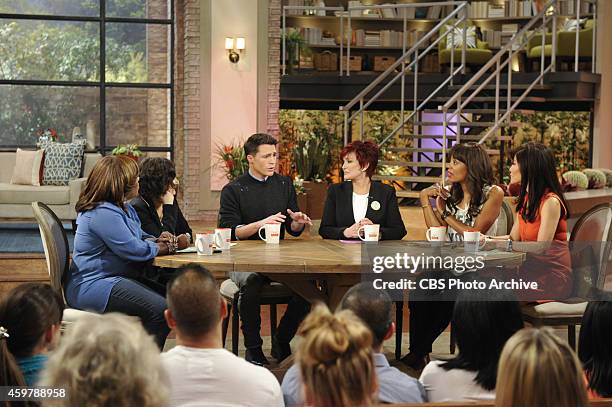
(339, 0), (597, 199)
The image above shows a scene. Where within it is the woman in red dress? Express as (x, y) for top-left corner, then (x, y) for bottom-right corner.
(498, 142), (572, 301)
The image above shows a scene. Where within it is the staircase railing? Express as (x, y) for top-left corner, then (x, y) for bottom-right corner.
(340, 1), (469, 146)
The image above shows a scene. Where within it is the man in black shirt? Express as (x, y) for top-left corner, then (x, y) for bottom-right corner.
(218, 133), (312, 365)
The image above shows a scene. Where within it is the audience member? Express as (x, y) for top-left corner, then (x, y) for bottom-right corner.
(40, 313), (168, 407)
(319, 140), (407, 240)
(218, 133), (311, 365)
(131, 157), (192, 246)
(495, 327), (588, 407)
(578, 291), (612, 398)
(65, 155), (172, 348)
(419, 286), (523, 402)
(0, 283), (63, 386)
(406, 142), (504, 369)
(161, 263), (284, 406)
(297, 304), (377, 407)
(282, 283), (424, 405)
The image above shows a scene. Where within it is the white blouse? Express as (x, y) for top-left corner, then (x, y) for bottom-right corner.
(352, 192), (369, 224)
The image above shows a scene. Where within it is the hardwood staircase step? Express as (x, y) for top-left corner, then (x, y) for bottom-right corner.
(373, 175), (440, 183)
(396, 190), (422, 198)
(379, 160), (443, 168)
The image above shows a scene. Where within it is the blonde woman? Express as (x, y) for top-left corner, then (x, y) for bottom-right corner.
(496, 327), (588, 407)
(297, 305), (377, 407)
(40, 313), (169, 407)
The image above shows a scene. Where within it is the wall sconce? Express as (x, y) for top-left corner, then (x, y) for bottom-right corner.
(225, 37), (245, 63)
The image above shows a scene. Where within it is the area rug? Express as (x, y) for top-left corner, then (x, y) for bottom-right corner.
(0, 223), (74, 253)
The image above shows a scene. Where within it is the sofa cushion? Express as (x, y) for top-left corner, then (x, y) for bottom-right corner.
(0, 183), (70, 205)
(11, 148), (45, 186)
(445, 25), (477, 49)
(41, 141), (85, 186)
(439, 48), (492, 65)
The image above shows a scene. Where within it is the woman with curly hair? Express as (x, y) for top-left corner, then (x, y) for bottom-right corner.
(131, 157), (192, 249)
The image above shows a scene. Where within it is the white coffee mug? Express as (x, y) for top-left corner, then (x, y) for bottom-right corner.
(214, 228), (232, 251)
(258, 223), (281, 244)
(358, 224), (380, 242)
(195, 233), (214, 256)
(463, 230), (486, 252)
(426, 226), (448, 242)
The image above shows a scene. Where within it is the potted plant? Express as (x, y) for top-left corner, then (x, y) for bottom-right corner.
(283, 29), (307, 75)
(111, 144), (143, 161)
(293, 133), (331, 219)
(215, 143), (248, 182)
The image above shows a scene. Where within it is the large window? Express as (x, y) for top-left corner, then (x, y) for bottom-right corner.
(0, 0), (173, 157)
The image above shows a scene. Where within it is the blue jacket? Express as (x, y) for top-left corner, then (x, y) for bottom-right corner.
(65, 202), (159, 312)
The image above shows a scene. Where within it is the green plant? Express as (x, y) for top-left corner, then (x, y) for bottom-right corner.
(283, 29), (308, 72)
(562, 170), (588, 191)
(582, 169), (606, 189)
(215, 143), (248, 182)
(598, 168), (612, 188)
(293, 134), (331, 182)
(111, 144), (142, 157)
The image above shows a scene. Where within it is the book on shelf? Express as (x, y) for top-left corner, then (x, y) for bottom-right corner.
(397, 7), (416, 20)
(556, 0), (591, 16)
(426, 5), (442, 19)
(468, 1), (489, 19)
(381, 6), (396, 19)
(488, 4), (505, 18)
(286, 0), (305, 16)
(482, 28), (502, 49)
(504, 0), (536, 17)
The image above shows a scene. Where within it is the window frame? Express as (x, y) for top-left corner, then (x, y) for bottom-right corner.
(0, 0), (175, 159)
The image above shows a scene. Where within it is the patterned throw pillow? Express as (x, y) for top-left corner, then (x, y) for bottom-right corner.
(561, 18), (585, 32)
(445, 25), (477, 49)
(41, 141), (85, 186)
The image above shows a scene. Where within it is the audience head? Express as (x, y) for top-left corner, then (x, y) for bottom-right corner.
(138, 157), (178, 206)
(165, 263), (226, 341)
(511, 142), (569, 222)
(75, 155), (140, 213)
(446, 142), (496, 221)
(442, 285), (523, 390)
(338, 282), (393, 350)
(297, 304), (377, 407)
(40, 313), (168, 407)
(578, 291), (612, 397)
(341, 140), (379, 180)
(0, 283), (64, 386)
(244, 133), (278, 178)
(495, 327), (588, 407)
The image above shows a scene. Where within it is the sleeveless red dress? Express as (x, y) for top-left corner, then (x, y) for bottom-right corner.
(517, 192), (572, 301)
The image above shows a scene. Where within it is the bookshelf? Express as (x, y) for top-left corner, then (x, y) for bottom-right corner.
(283, 0), (595, 73)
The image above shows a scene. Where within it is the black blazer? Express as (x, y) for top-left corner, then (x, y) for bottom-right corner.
(319, 181), (407, 240)
(130, 196), (192, 238)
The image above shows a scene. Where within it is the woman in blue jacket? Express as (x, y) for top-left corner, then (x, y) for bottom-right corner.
(65, 155), (175, 348)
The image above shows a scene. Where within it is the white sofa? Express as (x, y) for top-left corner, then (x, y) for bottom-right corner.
(0, 152), (101, 222)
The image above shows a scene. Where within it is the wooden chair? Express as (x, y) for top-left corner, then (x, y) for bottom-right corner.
(31, 202), (96, 328)
(220, 279), (293, 355)
(521, 203), (612, 349)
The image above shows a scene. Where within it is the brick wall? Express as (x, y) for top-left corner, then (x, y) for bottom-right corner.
(175, 0), (217, 221)
(267, 0), (281, 137)
(175, 0), (282, 221)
